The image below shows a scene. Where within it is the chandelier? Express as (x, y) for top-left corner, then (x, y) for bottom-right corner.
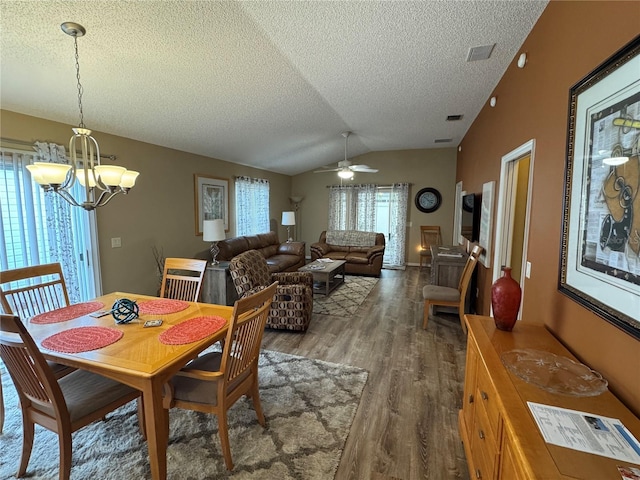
(26, 22), (139, 211)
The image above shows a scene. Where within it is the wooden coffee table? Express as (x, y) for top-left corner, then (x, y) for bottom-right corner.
(299, 259), (346, 295)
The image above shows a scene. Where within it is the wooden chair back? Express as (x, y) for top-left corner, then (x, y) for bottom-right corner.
(159, 258), (208, 302)
(419, 226), (442, 267)
(458, 244), (483, 296)
(0, 263), (70, 317)
(0, 314), (68, 422)
(165, 282), (278, 470)
(219, 281), (277, 387)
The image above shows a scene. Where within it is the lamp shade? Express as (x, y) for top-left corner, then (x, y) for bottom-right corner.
(282, 211), (296, 226)
(203, 219), (226, 242)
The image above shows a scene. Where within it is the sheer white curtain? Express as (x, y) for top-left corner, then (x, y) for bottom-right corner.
(386, 183), (409, 268)
(0, 145), (98, 304)
(328, 184), (377, 231)
(235, 176), (270, 236)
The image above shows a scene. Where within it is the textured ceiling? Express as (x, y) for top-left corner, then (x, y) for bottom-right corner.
(0, 1), (548, 175)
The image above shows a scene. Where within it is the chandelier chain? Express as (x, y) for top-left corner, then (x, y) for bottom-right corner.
(73, 35), (85, 129)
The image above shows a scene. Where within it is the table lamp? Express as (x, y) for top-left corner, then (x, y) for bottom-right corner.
(203, 219), (226, 264)
(282, 211), (295, 243)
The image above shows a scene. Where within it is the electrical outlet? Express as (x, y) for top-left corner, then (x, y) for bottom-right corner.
(111, 237), (122, 248)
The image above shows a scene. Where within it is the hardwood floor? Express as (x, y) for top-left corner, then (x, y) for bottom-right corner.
(262, 266), (471, 480)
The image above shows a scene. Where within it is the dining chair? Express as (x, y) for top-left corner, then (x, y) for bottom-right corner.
(0, 263), (76, 434)
(422, 244), (482, 333)
(0, 314), (142, 480)
(159, 257), (208, 302)
(163, 281), (278, 471)
(419, 226), (442, 269)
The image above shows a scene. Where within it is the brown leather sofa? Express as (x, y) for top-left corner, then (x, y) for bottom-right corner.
(216, 231), (305, 273)
(310, 230), (385, 276)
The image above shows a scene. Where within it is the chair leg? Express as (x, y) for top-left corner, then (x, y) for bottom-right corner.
(218, 412), (234, 470)
(17, 414), (35, 477)
(458, 304), (468, 335)
(59, 430), (73, 480)
(422, 300), (431, 329)
(0, 379), (4, 433)
(250, 379), (266, 427)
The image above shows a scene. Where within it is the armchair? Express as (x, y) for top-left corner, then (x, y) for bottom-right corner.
(229, 250), (313, 331)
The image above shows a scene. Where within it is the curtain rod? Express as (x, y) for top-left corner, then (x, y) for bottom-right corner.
(0, 137), (117, 161)
(325, 183), (411, 188)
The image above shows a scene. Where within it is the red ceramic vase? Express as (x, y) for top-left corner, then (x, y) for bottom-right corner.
(491, 267), (522, 331)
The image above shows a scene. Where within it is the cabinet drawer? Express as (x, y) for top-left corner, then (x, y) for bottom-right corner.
(471, 395), (498, 479)
(476, 363), (500, 439)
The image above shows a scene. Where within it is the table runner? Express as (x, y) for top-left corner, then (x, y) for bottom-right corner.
(41, 326), (123, 353)
(159, 316), (226, 345)
(138, 299), (190, 315)
(30, 301), (105, 324)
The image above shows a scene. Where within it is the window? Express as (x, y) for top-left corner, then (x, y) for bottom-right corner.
(235, 176), (270, 236)
(0, 145), (100, 304)
(328, 183), (408, 268)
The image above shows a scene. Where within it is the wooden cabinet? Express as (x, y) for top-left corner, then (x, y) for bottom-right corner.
(459, 315), (640, 479)
(200, 262), (238, 306)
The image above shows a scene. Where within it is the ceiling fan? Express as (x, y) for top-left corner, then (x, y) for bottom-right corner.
(314, 132), (378, 179)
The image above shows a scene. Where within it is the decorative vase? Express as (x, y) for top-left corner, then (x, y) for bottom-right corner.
(491, 266), (522, 331)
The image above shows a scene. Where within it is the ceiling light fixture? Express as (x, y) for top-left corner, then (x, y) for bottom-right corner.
(26, 22), (139, 211)
(338, 169), (354, 179)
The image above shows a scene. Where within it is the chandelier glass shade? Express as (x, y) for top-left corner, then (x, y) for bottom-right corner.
(27, 22), (139, 211)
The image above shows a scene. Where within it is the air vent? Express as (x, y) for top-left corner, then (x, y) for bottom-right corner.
(434, 138), (452, 143)
(467, 44), (496, 62)
(447, 115), (463, 121)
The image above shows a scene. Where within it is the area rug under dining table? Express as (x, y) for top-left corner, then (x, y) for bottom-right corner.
(0, 349), (368, 480)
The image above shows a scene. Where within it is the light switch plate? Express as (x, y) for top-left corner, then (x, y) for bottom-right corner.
(111, 237), (122, 248)
(525, 261), (531, 278)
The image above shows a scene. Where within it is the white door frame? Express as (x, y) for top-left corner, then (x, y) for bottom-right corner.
(492, 139), (536, 318)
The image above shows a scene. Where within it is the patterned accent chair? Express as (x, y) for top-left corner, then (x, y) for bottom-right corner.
(229, 250), (314, 331)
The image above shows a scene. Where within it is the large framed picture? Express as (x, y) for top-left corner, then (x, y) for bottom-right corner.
(559, 35), (640, 338)
(194, 174), (229, 235)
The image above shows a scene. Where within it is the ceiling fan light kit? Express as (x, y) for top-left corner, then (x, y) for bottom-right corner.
(314, 131), (378, 179)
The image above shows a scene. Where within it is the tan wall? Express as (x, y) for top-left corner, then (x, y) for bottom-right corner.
(458, 1), (640, 413)
(291, 148), (457, 263)
(1, 110), (292, 296)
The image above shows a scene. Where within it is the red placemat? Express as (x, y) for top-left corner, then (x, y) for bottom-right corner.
(159, 316), (227, 345)
(41, 326), (123, 353)
(30, 301), (105, 324)
(138, 299), (190, 315)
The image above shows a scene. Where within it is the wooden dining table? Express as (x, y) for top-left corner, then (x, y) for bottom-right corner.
(24, 291), (233, 480)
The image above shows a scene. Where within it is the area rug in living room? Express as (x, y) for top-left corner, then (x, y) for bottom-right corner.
(0, 350), (368, 480)
(313, 275), (379, 317)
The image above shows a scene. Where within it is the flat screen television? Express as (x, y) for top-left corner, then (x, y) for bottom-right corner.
(461, 193), (481, 242)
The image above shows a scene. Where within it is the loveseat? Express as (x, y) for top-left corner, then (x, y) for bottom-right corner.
(216, 231), (305, 273)
(310, 230), (385, 277)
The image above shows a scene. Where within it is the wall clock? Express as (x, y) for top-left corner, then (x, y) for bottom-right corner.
(415, 187), (442, 213)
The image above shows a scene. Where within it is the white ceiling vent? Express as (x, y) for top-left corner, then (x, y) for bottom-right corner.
(467, 44), (496, 62)
(434, 138), (453, 143)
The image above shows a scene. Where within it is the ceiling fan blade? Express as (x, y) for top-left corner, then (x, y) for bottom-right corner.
(350, 165), (379, 173)
(313, 168), (340, 173)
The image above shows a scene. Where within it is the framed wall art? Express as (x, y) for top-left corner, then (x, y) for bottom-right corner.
(194, 174), (229, 235)
(559, 35), (640, 338)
